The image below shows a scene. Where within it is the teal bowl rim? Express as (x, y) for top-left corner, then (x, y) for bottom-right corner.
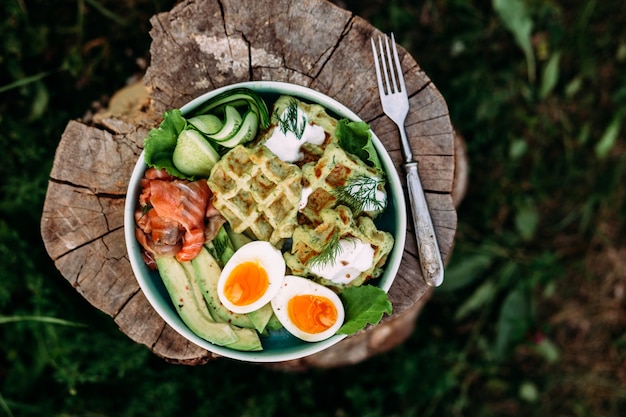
(124, 81), (407, 363)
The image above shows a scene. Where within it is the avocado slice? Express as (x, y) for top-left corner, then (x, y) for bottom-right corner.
(265, 311), (284, 331)
(247, 303), (274, 334)
(191, 247), (255, 329)
(191, 247), (263, 351)
(224, 325), (262, 351)
(156, 256), (239, 346)
(191, 244), (273, 333)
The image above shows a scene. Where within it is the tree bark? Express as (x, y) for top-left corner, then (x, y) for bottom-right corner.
(41, 0), (464, 369)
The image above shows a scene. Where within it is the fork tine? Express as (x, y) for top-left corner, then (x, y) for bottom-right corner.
(383, 34), (399, 94)
(390, 33), (406, 93)
(371, 38), (384, 95)
(378, 36), (392, 95)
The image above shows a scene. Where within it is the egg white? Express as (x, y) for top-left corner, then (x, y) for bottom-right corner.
(217, 241), (285, 314)
(271, 275), (345, 342)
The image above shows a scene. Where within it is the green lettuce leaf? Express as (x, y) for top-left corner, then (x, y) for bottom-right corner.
(336, 119), (383, 172)
(143, 109), (189, 178)
(337, 285), (392, 334)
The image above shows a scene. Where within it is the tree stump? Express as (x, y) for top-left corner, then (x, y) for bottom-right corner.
(41, 0), (463, 370)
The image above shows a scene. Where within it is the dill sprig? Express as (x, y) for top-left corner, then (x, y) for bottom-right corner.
(141, 203), (152, 217)
(212, 231), (229, 258)
(275, 98), (307, 139)
(333, 175), (386, 215)
(307, 229), (344, 269)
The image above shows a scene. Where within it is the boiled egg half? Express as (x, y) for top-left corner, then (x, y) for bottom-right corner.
(271, 275), (345, 342)
(217, 241), (285, 314)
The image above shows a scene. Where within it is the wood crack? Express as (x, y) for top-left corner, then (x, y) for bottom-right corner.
(240, 32), (253, 80)
(154, 13), (180, 49)
(113, 286), (143, 320)
(51, 223), (124, 262)
(48, 177), (128, 198)
(312, 14), (355, 82)
(216, 0), (227, 34)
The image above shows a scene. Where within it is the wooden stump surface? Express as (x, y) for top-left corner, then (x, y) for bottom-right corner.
(41, 0), (461, 370)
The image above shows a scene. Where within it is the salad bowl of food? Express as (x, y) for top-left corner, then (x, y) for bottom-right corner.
(124, 81), (406, 362)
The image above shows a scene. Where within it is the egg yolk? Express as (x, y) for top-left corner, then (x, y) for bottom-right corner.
(288, 295), (338, 334)
(223, 261), (269, 306)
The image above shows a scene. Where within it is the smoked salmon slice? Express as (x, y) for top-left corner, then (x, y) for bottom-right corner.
(135, 168), (213, 264)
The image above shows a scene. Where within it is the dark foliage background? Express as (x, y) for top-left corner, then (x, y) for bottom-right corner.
(1, 0), (625, 416)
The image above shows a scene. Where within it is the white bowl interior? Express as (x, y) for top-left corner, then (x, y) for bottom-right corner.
(124, 81), (406, 362)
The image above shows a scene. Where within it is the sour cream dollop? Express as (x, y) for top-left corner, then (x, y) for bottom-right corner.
(264, 106), (326, 163)
(310, 238), (375, 285)
(299, 185), (313, 211)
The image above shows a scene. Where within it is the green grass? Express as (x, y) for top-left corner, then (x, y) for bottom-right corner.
(2, 0), (625, 416)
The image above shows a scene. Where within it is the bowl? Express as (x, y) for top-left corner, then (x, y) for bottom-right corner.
(124, 81), (407, 362)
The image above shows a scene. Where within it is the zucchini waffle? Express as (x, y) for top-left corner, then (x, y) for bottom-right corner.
(207, 144), (302, 246)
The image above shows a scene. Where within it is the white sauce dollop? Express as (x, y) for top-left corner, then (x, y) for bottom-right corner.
(264, 107), (326, 163)
(310, 238), (375, 285)
(299, 186), (313, 211)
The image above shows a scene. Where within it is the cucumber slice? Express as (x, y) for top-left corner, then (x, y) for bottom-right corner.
(172, 129), (220, 177)
(226, 225), (253, 250)
(188, 114), (223, 134)
(206, 105), (242, 141)
(194, 88), (270, 129)
(216, 110), (259, 148)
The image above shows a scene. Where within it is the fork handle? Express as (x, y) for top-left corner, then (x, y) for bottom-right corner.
(404, 161), (444, 287)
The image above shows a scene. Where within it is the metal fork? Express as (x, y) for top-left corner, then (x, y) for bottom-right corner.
(371, 33), (444, 287)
